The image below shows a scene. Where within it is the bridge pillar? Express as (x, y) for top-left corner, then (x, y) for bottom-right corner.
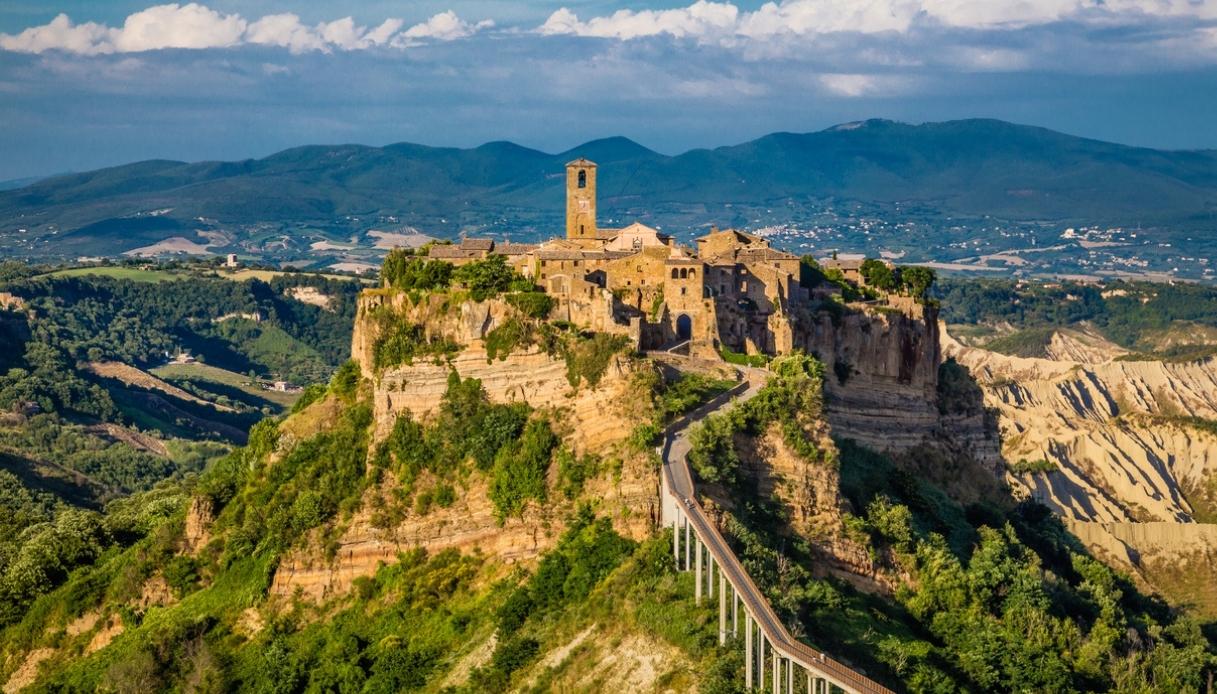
(671, 513), (679, 565)
(694, 539), (703, 604)
(787, 656), (793, 693)
(744, 613), (753, 689)
(758, 634), (765, 691)
(774, 654), (781, 694)
(708, 553), (714, 599)
(684, 517), (691, 570)
(718, 570), (727, 645)
(732, 589), (738, 635)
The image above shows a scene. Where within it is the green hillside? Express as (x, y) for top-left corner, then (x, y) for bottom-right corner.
(3, 119), (1216, 261)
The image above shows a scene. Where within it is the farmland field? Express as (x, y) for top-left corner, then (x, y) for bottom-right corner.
(151, 362), (300, 409)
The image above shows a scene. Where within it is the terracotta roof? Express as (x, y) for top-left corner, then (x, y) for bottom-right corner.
(695, 228), (765, 245)
(566, 157), (597, 168)
(702, 247), (798, 266)
(536, 250), (594, 261)
(459, 238), (494, 251)
(428, 245), (484, 259)
(820, 258), (864, 270)
(495, 242), (538, 255)
(737, 247), (798, 262)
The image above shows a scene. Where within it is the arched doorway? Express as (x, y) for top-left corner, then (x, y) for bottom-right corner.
(676, 314), (692, 341)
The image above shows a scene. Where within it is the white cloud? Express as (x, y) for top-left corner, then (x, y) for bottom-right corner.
(0, 5), (490, 55)
(540, 1), (739, 39)
(245, 14), (327, 54)
(0, 13), (115, 55)
(540, 0), (1217, 39)
(110, 4), (246, 52)
(395, 11), (494, 46)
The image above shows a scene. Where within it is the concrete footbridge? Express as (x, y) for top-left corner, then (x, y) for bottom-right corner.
(658, 367), (897, 694)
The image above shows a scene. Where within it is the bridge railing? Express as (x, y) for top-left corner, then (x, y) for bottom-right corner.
(658, 375), (896, 694)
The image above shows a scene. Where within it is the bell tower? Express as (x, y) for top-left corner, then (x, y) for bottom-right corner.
(565, 158), (597, 240)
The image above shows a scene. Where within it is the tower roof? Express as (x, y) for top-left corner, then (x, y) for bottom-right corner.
(566, 157), (597, 168)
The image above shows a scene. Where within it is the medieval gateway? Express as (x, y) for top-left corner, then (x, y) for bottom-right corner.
(426, 157), (911, 360)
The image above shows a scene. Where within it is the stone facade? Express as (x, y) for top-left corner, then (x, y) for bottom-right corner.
(424, 158), (929, 366)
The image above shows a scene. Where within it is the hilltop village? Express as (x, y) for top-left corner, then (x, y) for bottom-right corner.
(424, 158), (916, 359)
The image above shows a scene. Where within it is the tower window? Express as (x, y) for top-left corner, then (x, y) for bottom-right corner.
(578, 170), (587, 189)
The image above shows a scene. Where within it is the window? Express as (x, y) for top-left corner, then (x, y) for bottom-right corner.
(671, 268), (680, 279)
(688, 268), (696, 278)
(681, 287), (687, 295)
(580, 224), (585, 235)
(578, 170), (587, 188)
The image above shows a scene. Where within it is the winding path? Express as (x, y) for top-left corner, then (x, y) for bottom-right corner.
(658, 366), (896, 694)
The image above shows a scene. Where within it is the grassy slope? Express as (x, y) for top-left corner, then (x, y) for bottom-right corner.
(44, 267), (190, 283)
(151, 363), (299, 410)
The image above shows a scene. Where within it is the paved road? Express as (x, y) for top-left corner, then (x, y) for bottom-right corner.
(661, 368), (897, 694)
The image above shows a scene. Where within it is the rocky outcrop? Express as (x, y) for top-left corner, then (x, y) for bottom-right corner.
(1066, 520), (1217, 616)
(945, 329), (1217, 523)
(271, 447), (659, 601)
(351, 290), (518, 372)
(707, 423), (892, 594)
(272, 337), (657, 600)
(183, 496), (214, 555)
(795, 302), (942, 453)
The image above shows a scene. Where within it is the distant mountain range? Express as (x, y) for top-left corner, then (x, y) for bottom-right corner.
(2, 119), (1216, 261)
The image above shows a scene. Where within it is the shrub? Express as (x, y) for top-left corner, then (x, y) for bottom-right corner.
(485, 317), (534, 362)
(330, 360), (361, 398)
(371, 320), (458, 370)
(562, 333), (629, 388)
(506, 291), (554, 319)
(489, 419), (557, 521)
(452, 255), (524, 302)
(381, 251), (452, 292)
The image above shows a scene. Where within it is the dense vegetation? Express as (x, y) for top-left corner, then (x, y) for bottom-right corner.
(687, 353), (1217, 692)
(0, 340), (747, 692)
(1, 264), (358, 384)
(371, 371), (561, 523)
(0, 261), (369, 634)
(936, 277), (1217, 359)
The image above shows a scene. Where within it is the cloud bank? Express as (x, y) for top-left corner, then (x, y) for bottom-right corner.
(0, 4), (493, 55)
(2, 1), (1214, 59)
(540, 0), (1217, 39)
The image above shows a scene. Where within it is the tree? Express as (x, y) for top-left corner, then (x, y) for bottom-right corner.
(452, 255), (523, 301)
(860, 259), (897, 291)
(901, 266), (936, 300)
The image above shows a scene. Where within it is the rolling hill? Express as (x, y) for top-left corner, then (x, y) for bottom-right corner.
(3, 119), (1216, 260)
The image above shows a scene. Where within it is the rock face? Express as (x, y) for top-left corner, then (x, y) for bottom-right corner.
(945, 329), (1217, 523)
(272, 310), (657, 599)
(1065, 520), (1217, 616)
(350, 291), (519, 372)
(183, 496), (214, 555)
(795, 301), (943, 453)
(372, 346), (637, 454)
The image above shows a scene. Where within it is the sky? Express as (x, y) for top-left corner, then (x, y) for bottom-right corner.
(1, 1), (1216, 180)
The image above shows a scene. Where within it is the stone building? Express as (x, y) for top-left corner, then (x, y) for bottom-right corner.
(428, 157), (818, 358)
